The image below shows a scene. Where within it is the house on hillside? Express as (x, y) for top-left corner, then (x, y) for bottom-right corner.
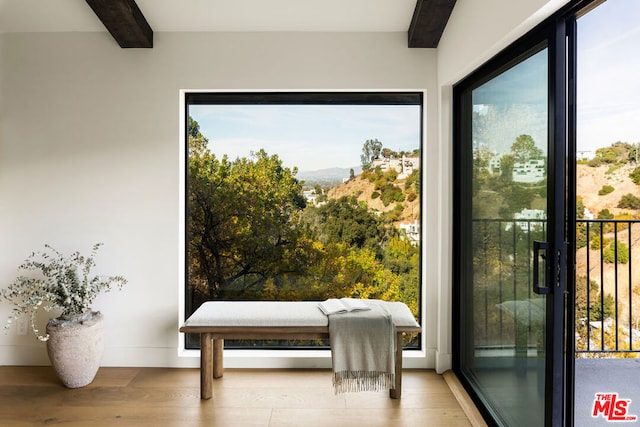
(504, 208), (546, 233)
(399, 219), (420, 246)
(488, 156), (502, 175)
(370, 155), (420, 178)
(512, 159), (545, 183)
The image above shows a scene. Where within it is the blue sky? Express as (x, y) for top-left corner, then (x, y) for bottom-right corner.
(577, 0), (640, 153)
(189, 104), (421, 172)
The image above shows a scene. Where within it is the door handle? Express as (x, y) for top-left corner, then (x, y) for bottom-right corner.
(533, 240), (551, 295)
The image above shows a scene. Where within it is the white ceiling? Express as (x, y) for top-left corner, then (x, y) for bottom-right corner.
(0, 0), (418, 33)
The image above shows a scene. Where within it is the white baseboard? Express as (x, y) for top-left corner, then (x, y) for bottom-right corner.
(2, 345), (436, 369)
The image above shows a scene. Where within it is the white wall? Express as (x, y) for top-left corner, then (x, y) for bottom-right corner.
(0, 0), (573, 371)
(432, 0), (571, 373)
(438, 0), (571, 85)
(0, 31), (438, 368)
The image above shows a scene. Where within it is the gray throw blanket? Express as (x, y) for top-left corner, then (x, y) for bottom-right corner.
(328, 300), (396, 394)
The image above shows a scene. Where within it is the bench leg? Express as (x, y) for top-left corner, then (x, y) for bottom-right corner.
(390, 331), (403, 399)
(200, 333), (213, 400)
(213, 339), (224, 378)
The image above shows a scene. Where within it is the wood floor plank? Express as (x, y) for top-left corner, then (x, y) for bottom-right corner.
(0, 367), (477, 426)
(270, 408), (472, 427)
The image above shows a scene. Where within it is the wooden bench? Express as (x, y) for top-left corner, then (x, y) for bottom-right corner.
(180, 301), (421, 400)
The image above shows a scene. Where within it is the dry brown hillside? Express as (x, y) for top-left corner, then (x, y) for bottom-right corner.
(326, 174), (420, 226)
(577, 163), (640, 217)
(576, 163), (640, 322)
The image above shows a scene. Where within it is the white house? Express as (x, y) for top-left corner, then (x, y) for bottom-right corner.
(512, 159), (546, 183)
(504, 208), (547, 233)
(399, 219), (421, 246)
(370, 155), (420, 178)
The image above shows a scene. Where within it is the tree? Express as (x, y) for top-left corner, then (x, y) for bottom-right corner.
(588, 142), (633, 167)
(382, 148), (399, 159)
(360, 139), (383, 171)
(511, 134), (542, 162)
(188, 116), (201, 139)
(187, 124), (306, 301)
(304, 196), (387, 257)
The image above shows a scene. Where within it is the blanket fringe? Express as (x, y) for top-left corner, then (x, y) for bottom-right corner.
(332, 371), (395, 394)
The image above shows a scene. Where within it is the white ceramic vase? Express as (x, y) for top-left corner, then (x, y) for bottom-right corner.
(45, 311), (104, 388)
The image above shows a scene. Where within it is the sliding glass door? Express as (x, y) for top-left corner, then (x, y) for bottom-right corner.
(454, 22), (568, 426)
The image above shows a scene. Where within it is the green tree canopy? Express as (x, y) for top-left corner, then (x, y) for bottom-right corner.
(301, 196), (388, 257)
(511, 134), (543, 162)
(187, 126), (306, 301)
(360, 139), (383, 171)
(588, 141), (634, 167)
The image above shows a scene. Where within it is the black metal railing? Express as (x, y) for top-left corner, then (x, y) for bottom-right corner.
(576, 219), (640, 355)
(471, 218), (546, 354)
(471, 218), (640, 357)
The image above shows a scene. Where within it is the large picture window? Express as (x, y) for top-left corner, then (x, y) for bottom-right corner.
(184, 92), (422, 349)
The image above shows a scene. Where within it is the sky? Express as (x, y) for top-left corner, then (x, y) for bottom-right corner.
(189, 103), (421, 172)
(188, 1), (639, 167)
(577, 0), (640, 154)
(472, 49), (548, 155)
(471, 0), (640, 157)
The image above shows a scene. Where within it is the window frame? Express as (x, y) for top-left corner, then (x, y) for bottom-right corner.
(178, 89), (427, 361)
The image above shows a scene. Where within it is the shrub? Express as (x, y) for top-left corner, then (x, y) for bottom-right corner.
(589, 294), (616, 321)
(598, 209), (614, 219)
(371, 191), (380, 199)
(588, 157), (603, 167)
(618, 193), (640, 209)
(606, 165), (620, 175)
(590, 235), (608, 251)
(380, 184), (404, 206)
(603, 241), (629, 264)
(630, 167), (640, 184)
(598, 185), (614, 196)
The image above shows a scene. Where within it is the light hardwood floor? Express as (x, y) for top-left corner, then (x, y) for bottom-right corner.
(0, 366), (476, 427)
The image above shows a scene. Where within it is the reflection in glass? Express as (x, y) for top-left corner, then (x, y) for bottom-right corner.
(463, 48), (548, 426)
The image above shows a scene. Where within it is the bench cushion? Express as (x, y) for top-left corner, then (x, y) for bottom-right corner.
(182, 301), (420, 329)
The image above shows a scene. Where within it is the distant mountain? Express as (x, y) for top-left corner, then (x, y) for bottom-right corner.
(297, 167), (361, 186)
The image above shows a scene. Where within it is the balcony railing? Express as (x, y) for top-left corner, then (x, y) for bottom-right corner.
(472, 218), (640, 357)
(576, 219), (640, 356)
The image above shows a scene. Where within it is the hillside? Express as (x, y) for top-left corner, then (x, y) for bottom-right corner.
(577, 163), (639, 217)
(326, 174), (420, 226)
(576, 163), (640, 321)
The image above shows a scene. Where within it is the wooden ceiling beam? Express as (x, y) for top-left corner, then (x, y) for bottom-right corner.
(408, 0), (456, 48)
(85, 0), (153, 48)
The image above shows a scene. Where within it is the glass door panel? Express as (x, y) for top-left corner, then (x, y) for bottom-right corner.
(460, 47), (549, 426)
(574, 1), (640, 424)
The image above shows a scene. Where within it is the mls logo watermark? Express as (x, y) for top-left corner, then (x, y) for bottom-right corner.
(592, 393), (638, 422)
